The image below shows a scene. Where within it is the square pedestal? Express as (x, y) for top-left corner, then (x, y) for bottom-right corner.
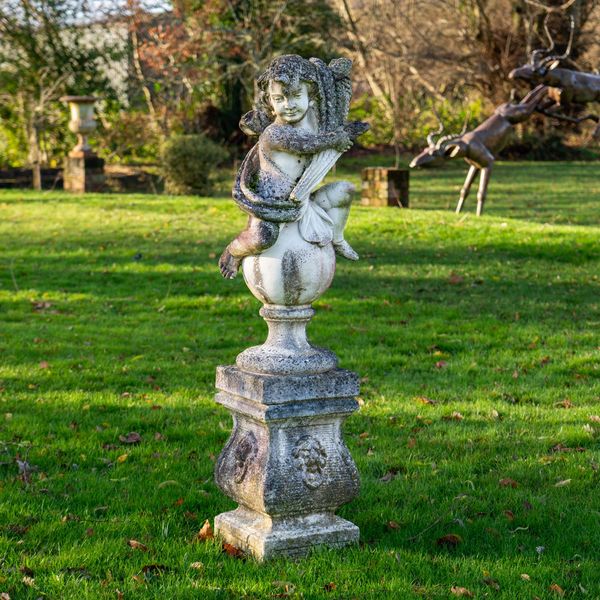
(361, 167), (409, 207)
(64, 154), (105, 193)
(213, 366), (361, 560)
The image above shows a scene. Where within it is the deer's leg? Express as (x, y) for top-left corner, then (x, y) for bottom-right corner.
(476, 166), (493, 216)
(456, 165), (478, 214)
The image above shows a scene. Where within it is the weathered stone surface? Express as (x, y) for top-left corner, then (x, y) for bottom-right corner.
(215, 508), (358, 559)
(63, 155), (105, 193)
(214, 366), (360, 560)
(216, 365), (359, 405)
(235, 305), (339, 376)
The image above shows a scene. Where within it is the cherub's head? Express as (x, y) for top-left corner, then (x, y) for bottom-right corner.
(257, 55), (320, 125)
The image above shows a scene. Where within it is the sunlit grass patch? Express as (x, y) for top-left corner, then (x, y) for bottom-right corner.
(0, 163), (598, 598)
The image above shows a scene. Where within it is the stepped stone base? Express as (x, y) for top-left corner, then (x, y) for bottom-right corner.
(215, 508), (359, 560)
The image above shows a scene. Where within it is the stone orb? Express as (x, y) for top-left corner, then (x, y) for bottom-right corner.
(242, 221), (335, 306)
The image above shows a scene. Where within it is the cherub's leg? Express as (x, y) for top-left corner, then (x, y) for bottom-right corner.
(219, 217), (279, 279)
(312, 181), (358, 261)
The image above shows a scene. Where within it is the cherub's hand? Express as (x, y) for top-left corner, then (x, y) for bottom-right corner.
(344, 121), (370, 140)
(333, 128), (353, 152)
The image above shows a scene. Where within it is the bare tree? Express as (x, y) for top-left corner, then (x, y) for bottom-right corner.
(336, 0), (599, 158)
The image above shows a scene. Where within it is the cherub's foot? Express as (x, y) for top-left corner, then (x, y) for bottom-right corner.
(219, 249), (242, 279)
(333, 240), (359, 261)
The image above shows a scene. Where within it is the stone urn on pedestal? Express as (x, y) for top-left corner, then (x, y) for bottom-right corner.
(61, 95), (105, 193)
(213, 54), (369, 560)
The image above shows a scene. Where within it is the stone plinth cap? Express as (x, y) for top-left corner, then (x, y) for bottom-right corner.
(60, 95), (98, 103)
(216, 365), (359, 405)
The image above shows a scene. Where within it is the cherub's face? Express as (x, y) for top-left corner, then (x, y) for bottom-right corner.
(268, 80), (310, 124)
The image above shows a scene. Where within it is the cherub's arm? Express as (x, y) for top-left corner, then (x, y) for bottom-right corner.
(262, 123), (351, 155)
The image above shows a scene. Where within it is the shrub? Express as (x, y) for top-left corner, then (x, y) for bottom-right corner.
(501, 132), (599, 161)
(161, 134), (228, 195)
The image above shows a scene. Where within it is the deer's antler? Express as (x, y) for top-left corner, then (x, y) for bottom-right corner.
(540, 14), (574, 66)
(530, 13), (555, 67)
(427, 106), (446, 146)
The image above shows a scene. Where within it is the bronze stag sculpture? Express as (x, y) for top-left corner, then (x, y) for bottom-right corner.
(410, 85), (549, 216)
(509, 15), (600, 128)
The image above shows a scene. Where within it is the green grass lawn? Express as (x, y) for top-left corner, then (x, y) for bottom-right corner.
(0, 160), (598, 599)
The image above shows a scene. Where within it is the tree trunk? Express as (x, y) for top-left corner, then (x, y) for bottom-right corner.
(27, 117), (42, 191)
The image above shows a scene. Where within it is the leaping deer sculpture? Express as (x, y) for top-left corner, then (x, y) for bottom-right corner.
(410, 85), (549, 216)
(509, 15), (600, 127)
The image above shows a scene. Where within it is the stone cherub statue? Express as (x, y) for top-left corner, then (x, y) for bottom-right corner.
(213, 55), (367, 560)
(219, 54), (369, 279)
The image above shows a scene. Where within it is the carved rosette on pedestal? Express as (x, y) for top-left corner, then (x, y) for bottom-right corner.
(214, 220), (361, 560)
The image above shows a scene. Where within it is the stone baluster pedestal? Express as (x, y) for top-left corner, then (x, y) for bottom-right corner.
(213, 239), (361, 560)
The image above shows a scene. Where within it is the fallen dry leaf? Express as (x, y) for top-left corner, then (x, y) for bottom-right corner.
(379, 469), (399, 483)
(323, 582), (337, 592)
(32, 300), (52, 311)
(550, 443), (585, 453)
(549, 583), (565, 596)
(196, 519), (214, 541)
(589, 415), (600, 423)
(119, 432), (142, 445)
(117, 454), (128, 463)
(189, 562), (203, 570)
(0, 593), (10, 600)
(521, 573), (531, 581)
(503, 510), (514, 521)
(222, 542), (244, 559)
(436, 533), (462, 547)
(499, 478), (519, 488)
(448, 272), (464, 285)
(450, 586), (473, 597)
(141, 564), (170, 576)
(61, 514), (80, 523)
(127, 539), (148, 551)
(554, 479), (571, 487)
(387, 520), (401, 530)
(556, 399), (573, 409)
(39, 361), (49, 369)
(443, 412), (464, 421)
(415, 396), (437, 405)
(435, 360), (448, 369)
(22, 576), (35, 587)
(358, 432), (369, 439)
(116, 591), (124, 600)
(483, 576), (500, 591)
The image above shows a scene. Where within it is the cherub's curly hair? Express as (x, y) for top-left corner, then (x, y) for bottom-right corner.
(240, 54), (352, 137)
(255, 54), (321, 124)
